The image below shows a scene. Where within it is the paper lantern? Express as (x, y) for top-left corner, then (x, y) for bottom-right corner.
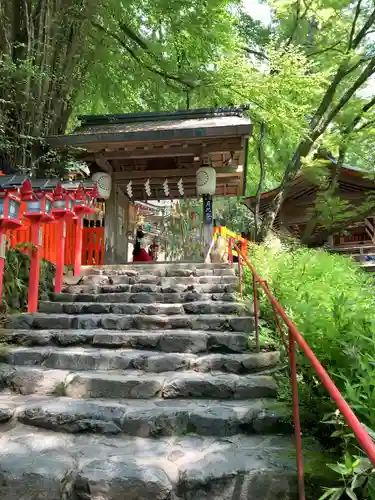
(92, 172), (112, 199)
(196, 166), (216, 196)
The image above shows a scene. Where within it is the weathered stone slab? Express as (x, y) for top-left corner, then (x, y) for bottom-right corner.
(162, 373), (277, 400)
(18, 399), (125, 434)
(177, 447), (297, 500)
(190, 352), (280, 373)
(75, 457), (174, 500)
(0, 446), (76, 499)
(65, 372), (165, 399)
(0, 364), (66, 395)
(0, 426), (325, 500)
(183, 301), (247, 315)
(2, 346), (197, 372)
(14, 397), (291, 437)
(191, 315), (255, 333)
(0, 405), (13, 423)
(100, 284), (131, 293)
(1, 329), (249, 354)
(2, 347), (278, 374)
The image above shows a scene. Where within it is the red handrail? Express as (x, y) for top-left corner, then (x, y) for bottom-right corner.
(232, 242), (375, 500)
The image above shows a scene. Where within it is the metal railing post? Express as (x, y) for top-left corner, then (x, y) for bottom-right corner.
(252, 272), (260, 353)
(289, 330), (306, 500)
(238, 257), (243, 297)
(228, 237), (233, 264)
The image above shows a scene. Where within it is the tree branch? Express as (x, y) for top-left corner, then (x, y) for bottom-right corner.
(348, 0), (363, 50)
(285, 0), (312, 48)
(355, 119), (375, 132)
(242, 46), (269, 60)
(351, 8), (375, 50)
(321, 58), (375, 130)
(307, 42), (344, 58)
(92, 21), (197, 89)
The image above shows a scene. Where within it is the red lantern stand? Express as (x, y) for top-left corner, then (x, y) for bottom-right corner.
(20, 180), (55, 313)
(72, 184), (97, 277)
(0, 180), (25, 302)
(52, 184), (75, 293)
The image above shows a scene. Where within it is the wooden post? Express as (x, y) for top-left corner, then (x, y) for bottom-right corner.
(74, 215), (83, 276)
(202, 195), (213, 256)
(0, 232), (6, 302)
(28, 222), (41, 313)
(55, 221), (66, 293)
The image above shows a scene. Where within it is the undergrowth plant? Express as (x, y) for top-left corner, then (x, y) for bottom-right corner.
(3, 246), (55, 312)
(243, 240), (375, 498)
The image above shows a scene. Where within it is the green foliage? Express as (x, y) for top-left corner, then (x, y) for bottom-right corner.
(3, 247), (55, 311)
(246, 242), (375, 425)
(319, 412), (375, 500)
(243, 240), (375, 497)
(214, 197), (255, 235)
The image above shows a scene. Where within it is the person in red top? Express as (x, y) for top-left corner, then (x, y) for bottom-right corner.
(132, 228), (152, 262)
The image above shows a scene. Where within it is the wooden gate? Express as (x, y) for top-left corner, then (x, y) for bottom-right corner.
(81, 227), (104, 265)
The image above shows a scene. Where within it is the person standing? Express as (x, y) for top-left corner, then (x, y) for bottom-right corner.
(133, 228), (152, 262)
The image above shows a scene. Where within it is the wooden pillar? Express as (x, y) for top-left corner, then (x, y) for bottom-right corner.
(28, 222), (41, 313)
(202, 194), (213, 257)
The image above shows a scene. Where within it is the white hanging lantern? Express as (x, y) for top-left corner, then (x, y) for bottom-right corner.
(196, 166), (216, 196)
(163, 179), (169, 197)
(91, 172), (112, 199)
(145, 179), (151, 197)
(126, 181), (133, 198)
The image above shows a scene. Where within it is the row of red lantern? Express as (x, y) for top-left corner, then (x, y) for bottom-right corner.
(0, 179), (98, 230)
(0, 177), (99, 313)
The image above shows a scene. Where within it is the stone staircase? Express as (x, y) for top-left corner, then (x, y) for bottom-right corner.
(0, 262), (302, 499)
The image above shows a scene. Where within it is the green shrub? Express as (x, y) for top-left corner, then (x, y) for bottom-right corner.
(243, 241), (375, 498)
(244, 242), (375, 428)
(3, 247), (55, 311)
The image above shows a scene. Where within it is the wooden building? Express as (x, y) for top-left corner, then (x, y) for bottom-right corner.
(244, 164), (375, 264)
(47, 107), (252, 264)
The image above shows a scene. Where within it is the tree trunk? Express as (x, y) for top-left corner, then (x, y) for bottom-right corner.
(0, 0), (98, 174)
(254, 122), (267, 241)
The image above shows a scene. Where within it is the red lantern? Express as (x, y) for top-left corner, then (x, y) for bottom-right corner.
(21, 179), (54, 223)
(71, 182), (98, 277)
(20, 179), (56, 313)
(52, 184), (75, 220)
(73, 185), (96, 216)
(0, 176), (28, 304)
(0, 187), (22, 230)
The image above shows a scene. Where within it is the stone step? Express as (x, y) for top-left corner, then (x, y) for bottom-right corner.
(62, 281), (237, 295)
(1, 396), (291, 437)
(38, 301), (249, 316)
(0, 346), (279, 373)
(0, 329), (249, 353)
(78, 274), (238, 287)
(0, 364), (278, 399)
(0, 426), (307, 499)
(7, 313), (255, 332)
(52, 291), (237, 304)
(80, 262), (233, 276)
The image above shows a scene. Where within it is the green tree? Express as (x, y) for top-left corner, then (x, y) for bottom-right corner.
(0, 0), (242, 173)
(239, 0), (375, 241)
